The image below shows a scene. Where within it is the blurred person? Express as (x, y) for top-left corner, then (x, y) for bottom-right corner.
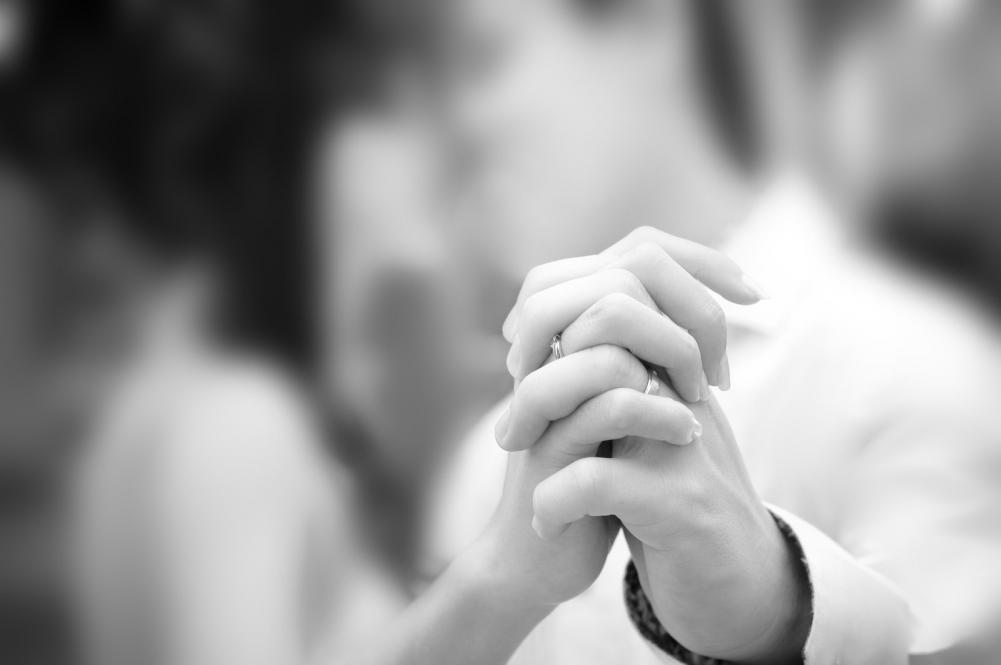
(319, 73), (500, 586)
(441, 0), (755, 324)
(316, 0), (532, 605)
(0, 3), (392, 665)
(409, 0), (1001, 663)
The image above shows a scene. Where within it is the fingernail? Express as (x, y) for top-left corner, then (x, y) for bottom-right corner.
(717, 354), (731, 391)
(495, 407), (512, 444)
(699, 374), (710, 402)
(500, 426), (518, 451)
(502, 309), (518, 342)
(531, 516), (566, 540)
(690, 418), (703, 443)
(506, 335), (522, 376)
(741, 274), (770, 301)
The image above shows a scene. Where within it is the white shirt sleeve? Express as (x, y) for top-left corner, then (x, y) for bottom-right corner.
(774, 399), (1001, 665)
(631, 410), (1001, 665)
(767, 507), (912, 664)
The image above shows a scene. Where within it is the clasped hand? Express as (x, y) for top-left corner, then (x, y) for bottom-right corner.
(472, 227), (809, 663)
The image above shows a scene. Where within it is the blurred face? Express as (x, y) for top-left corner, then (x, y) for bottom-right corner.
(442, 0), (689, 278)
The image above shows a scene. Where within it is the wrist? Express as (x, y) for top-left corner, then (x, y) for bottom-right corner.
(638, 511), (810, 664)
(735, 516), (811, 664)
(450, 541), (555, 630)
(373, 541), (555, 664)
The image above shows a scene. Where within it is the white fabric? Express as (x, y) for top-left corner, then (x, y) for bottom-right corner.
(426, 175), (1001, 664)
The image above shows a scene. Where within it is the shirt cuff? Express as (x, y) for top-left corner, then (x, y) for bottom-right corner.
(624, 508), (914, 665)
(623, 560), (729, 664)
(623, 513), (805, 664)
(768, 506), (912, 664)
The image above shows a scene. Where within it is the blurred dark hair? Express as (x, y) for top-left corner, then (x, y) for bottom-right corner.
(0, 1), (365, 370)
(689, 0), (759, 170)
(799, 0), (890, 63)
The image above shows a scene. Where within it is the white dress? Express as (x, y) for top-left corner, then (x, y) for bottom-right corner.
(71, 336), (364, 665)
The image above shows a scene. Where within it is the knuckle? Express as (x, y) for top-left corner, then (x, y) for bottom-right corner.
(628, 226), (659, 244)
(587, 293), (631, 329)
(516, 371), (546, 414)
(605, 290), (636, 312)
(572, 458), (604, 506)
(631, 241), (665, 265)
(591, 342), (622, 368)
(520, 293), (545, 329)
(582, 296), (612, 329)
(532, 481), (552, 515)
(607, 268), (645, 300)
(523, 264), (547, 293)
(604, 389), (637, 435)
(595, 344), (638, 385)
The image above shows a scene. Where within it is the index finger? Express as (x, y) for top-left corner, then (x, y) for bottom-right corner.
(602, 226), (766, 304)
(503, 227), (765, 342)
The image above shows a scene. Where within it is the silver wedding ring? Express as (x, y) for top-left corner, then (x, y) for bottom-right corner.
(643, 368), (661, 395)
(550, 333), (565, 360)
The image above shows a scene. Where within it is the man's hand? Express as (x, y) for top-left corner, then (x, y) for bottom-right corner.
(531, 391), (811, 663)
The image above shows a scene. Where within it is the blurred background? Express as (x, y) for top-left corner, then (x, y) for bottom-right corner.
(1, 0), (1001, 663)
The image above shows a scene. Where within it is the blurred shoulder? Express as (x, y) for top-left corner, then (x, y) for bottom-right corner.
(174, 355), (315, 431)
(424, 397), (510, 561)
(158, 354), (335, 504)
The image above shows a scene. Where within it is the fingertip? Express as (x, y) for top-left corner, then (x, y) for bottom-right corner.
(717, 355), (731, 391)
(690, 418), (703, 443)
(498, 426), (532, 452)
(667, 413), (702, 446)
(505, 336), (522, 377)
(684, 373), (710, 403)
(497, 431), (517, 451)
(706, 361), (721, 387)
(713, 272), (770, 305)
(671, 409), (701, 445)
(531, 515), (567, 540)
(741, 274), (770, 301)
(494, 407), (512, 444)
(502, 309), (518, 342)
(680, 382), (704, 402)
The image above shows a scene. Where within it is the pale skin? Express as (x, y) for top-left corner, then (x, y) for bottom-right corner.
(361, 227), (809, 665)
